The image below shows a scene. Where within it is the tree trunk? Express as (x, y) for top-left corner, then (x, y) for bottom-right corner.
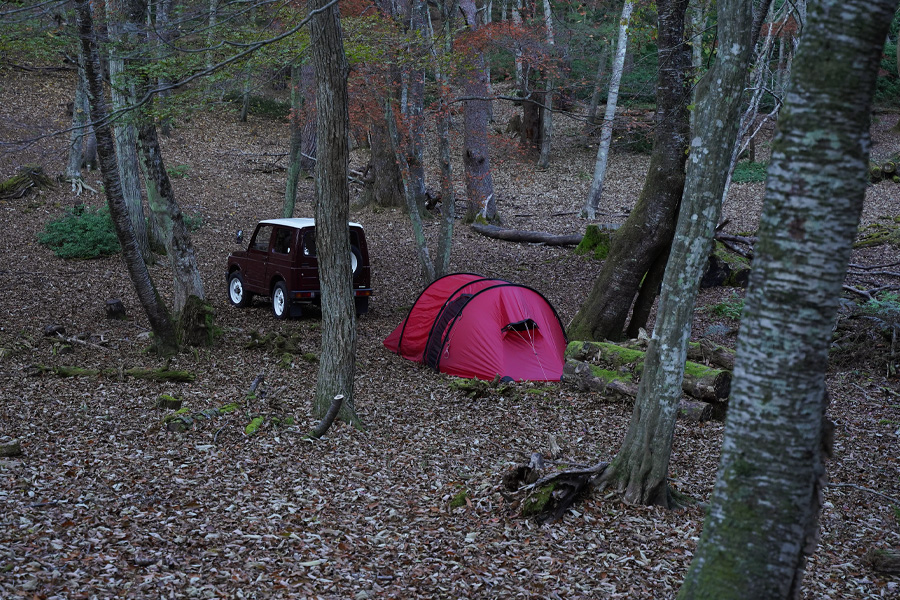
(459, 0), (497, 222)
(367, 117), (404, 207)
(586, 42), (610, 127)
(431, 0), (456, 278)
(107, 0), (152, 264)
(137, 120), (206, 315)
(569, 0), (691, 342)
(679, 0), (896, 595)
(537, 0), (554, 168)
(386, 97), (436, 283)
(597, 0), (769, 509)
(309, 0), (362, 428)
(75, 0), (177, 356)
(583, 0), (633, 220)
(66, 60), (88, 182)
(284, 61), (305, 218)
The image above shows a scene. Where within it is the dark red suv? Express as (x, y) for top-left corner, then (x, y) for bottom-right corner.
(226, 218), (372, 318)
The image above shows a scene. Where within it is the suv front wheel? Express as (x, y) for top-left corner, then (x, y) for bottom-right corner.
(272, 281), (289, 319)
(228, 272), (253, 307)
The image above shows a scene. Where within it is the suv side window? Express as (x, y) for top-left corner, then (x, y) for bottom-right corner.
(273, 228), (293, 255)
(252, 225), (274, 252)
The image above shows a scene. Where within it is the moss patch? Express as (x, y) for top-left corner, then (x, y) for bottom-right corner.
(574, 224), (612, 260)
(449, 490), (468, 509)
(521, 483), (556, 516)
(245, 417), (265, 436)
(855, 216), (900, 249)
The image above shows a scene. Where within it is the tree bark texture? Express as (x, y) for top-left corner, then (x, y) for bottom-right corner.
(107, 0), (152, 264)
(137, 120), (206, 315)
(569, 0), (691, 342)
(431, 0), (457, 278)
(583, 0), (633, 220)
(599, 0), (768, 509)
(679, 0), (897, 596)
(537, 0), (555, 168)
(66, 60), (88, 181)
(283, 63), (316, 216)
(459, 0), (497, 222)
(309, 0), (362, 427)
(386, 97), (436, 284)
(75, 0), (177, 355)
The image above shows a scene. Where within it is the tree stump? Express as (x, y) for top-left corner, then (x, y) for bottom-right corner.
(105, 299), (126, 320)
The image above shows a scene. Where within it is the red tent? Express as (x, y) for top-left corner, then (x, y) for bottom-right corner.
(383, 273), (567, 381)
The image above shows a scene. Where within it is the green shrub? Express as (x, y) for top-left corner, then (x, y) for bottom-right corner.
(38, 205), (120, 259)
(223, 92), (291, 120)
(166, 164), (190, 179)
(183, 213), (204, 231)
(709, 292), (745, 321)
(732, 161), (769, 184)
(861, 291), (900, 337)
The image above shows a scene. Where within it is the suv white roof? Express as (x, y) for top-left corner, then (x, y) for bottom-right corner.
(259, 218), (363, 229)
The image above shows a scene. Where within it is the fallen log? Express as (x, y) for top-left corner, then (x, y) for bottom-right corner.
(565, 340), (732, 402)
(687, 339), (736, 371)
(865, 548), (900, 574)
(471, 224), (584, 246)
(24, 364), (195, 382)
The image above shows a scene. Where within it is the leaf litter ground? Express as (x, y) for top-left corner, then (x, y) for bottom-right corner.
(1, 69), (899, 599)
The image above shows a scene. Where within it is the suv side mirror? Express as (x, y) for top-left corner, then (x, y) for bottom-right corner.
(236, 229), (243, 244)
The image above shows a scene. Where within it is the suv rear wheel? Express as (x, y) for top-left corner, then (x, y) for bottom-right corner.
(272, 281), (289, 319)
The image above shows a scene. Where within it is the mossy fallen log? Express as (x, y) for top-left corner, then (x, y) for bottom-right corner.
(865, 548), (900, 574)
(855, 216), (900, 249)
(687, 339), (736, 371)
(25, 364), (195, 382)
(0, 165), (55, 200)
(700, 241), (751, 288)
(564, 340), (731, 402)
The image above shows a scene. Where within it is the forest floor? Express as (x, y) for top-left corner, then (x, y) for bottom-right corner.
(1, 68), (900, 599)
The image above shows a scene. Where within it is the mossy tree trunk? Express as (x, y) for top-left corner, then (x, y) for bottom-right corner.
(679, 0), (897, 596)
(569, 0), (691, 342)
(75, 0), (177, 356)
(598, 0), (770, 508)
(137, 119), (206, 316)
(309, 0), (362, 428)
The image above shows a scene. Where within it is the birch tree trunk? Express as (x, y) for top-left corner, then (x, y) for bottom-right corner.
(537, 0), (554, 169)
(597, 0), (771, 507)
(75, 0), (177, 356)
(583, 0), (633, 220)
(459, 0), (497, 222)
(679, 0), (897, 595)
(568, 0), (691, 343)
(309, 0), (362, 428)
